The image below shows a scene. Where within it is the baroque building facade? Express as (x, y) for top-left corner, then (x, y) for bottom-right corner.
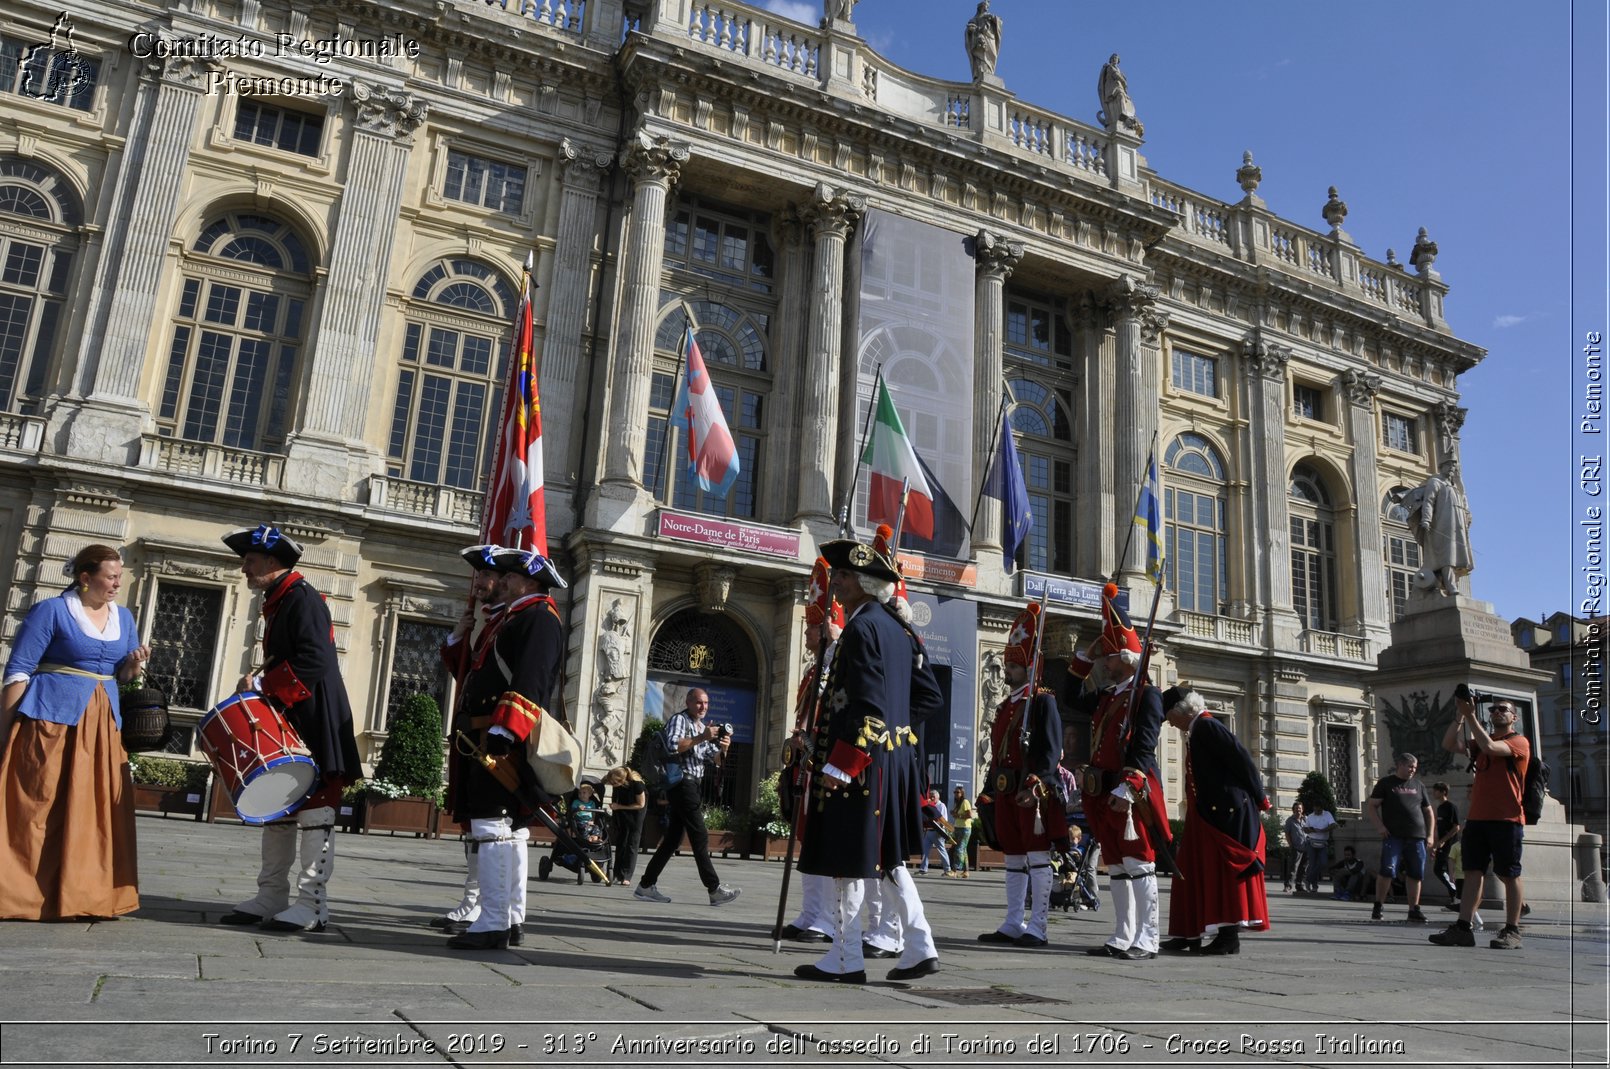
(0, 0), (1484, 818)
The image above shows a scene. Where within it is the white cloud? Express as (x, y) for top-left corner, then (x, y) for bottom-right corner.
(763, 0), (819, 25)
(1491, 314), (1527, 329)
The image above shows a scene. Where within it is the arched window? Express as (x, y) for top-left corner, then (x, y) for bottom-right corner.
(1289, 463), (1338, 631)
(158, 213), (313, 450)
(644, 296), (770, 518)
(384, 259), (517, 489)
(1165, 432), (1228, 614)
(1004, 289), (1075, 573)
(1382, 488), (1422, 620)
(1006, 374), (1073, 572)
(0, 158), (82, 415)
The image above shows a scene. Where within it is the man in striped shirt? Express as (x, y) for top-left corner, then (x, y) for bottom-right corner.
(633, 689), (741, 906)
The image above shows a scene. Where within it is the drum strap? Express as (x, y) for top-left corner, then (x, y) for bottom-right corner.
(38, 663), (114, 681)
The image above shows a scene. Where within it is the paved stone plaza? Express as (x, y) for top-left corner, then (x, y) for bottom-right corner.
(0, 815), (1603, 1068)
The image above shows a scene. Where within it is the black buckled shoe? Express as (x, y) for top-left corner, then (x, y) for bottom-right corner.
(219, 910), (264, 927)
(1200, 930), (1240, 956)
(447, 929), (510, 950)
(508, 924), (524, 947)
(441, 919), (471, 936)
(886, 957), (940, 981)
(1014, 933), (1049, 948)
(977, 930), (1018, 944)
(1161, 937), (1201, 954)
(792, 963), (866, 984)
(861, 943), (898, 959)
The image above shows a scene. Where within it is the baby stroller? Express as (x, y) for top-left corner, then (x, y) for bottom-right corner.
(537, 779), (612, 885)
(1049, 822), (1101, 913)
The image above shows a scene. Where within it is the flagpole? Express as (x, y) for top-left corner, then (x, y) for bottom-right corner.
(1114, 428), (1161, 581)
(966, 389), (1012, 537)
(837, 362), (884, 537)
(891, 476), (910, 545)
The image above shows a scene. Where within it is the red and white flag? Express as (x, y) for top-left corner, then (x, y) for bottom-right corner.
(671, 325), (740, 497)
(862, 379), (934, 539)
(480, 252), (547, 554)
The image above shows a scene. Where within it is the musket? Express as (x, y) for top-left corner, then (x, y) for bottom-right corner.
(454, 731), (610, 885)
(771, 626), (831, 953)
(1114, 578), (1180, 880)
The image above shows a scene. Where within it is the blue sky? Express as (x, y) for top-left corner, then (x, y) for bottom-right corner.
(764, 0), (1605, 625)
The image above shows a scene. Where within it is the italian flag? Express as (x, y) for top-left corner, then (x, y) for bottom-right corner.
(862, 379), (935, 540)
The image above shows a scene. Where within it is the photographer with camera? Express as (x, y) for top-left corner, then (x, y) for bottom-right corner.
(1429, 686), (1528, 950)
(633, 688), (741, 907)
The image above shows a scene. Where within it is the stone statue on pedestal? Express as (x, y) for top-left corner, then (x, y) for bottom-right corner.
(1098, 53), (1142, 136)
(1392, 461), (1474, 597)
(965, 1), (1002, 82)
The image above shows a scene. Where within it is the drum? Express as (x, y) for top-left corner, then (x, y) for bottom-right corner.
(198, 692), (318, 824)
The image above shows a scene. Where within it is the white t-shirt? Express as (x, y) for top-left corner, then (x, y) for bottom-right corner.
(1304, 809), (1337, 842)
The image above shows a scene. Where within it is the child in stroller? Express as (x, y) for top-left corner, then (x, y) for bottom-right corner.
(1049, 820), (1102, 913)
(537, 781), (613, 884)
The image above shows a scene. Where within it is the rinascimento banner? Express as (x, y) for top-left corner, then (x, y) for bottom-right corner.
(854, 209), (975, 560)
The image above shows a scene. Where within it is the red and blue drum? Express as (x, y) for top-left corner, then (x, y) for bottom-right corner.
(198, 692), (318, 824)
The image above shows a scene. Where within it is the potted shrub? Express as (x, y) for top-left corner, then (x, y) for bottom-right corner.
(130, 754), (209, 820)
(701, 804), (738, 856)
(359, 693), (445, 837)
(752, 771), (792, 859)
(629, 717), (668, 851)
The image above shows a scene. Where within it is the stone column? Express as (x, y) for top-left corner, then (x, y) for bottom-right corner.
(59, 51), (214, 464)
(599, 133), (687, 496)
(1240, 333), (1301, 649)
(1073, 291), (1113, 578)
(286, 82), (427, 500)
(542, 138), (614, 534)
(795, 183), (864, 529)
(1107, 274), (1165, 584)
(972, 229), (1023, 566)
(764, 207), (809, 522)
(1342, 369), (1390, 643)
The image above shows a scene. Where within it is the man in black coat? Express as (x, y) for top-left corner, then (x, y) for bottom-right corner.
(1159, 686), (1270, 956)
(794, 534), (943, 984)
(218, 524), (361, 933)
(446, 547), (566, 950)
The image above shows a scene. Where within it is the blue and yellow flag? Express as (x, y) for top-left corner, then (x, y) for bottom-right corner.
(1133, 452), (1165, 583)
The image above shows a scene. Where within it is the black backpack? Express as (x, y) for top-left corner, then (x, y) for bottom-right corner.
(1509, 752), (1550, 826)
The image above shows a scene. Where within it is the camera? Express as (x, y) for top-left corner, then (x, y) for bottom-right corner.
(1454, 683), (1497, 704)
(717, 722), (734, 739)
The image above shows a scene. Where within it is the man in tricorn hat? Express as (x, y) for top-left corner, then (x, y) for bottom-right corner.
(218, 524), (362, 933)
(793, 532), (943, 984)
(977, 601), (1065, 948)
(431, 545), (505, 935)
(1159, 686), (1271, 956)
(1062, 583), (1170, 959)
(446, 547), (567, 950)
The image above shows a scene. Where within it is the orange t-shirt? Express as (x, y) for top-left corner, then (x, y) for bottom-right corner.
(1466, 732), (1530, 823)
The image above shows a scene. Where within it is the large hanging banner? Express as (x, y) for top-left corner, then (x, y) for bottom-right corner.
(855, 210), (975, 560)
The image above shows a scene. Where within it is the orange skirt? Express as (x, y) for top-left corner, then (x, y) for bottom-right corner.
(0, 688), (139, 920)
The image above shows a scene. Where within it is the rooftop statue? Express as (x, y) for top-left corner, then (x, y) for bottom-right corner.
(1098, 52), (1142, 136)
(965, 1), (1002, 82)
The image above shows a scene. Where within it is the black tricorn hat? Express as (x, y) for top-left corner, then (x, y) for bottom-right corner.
(460, 544), (501, 572)
(222, 524), (303, 567)
(489, 547), (568, 589)
(820, 536), (901, 583)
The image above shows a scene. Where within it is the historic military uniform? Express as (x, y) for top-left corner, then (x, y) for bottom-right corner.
(1162, 687), (1270, 955)
(1064, 583), (1170, 959)
(449, 548), (566, 950)
(219, 524), (362, 933)
(795, 532), (943, 983)
(978, 602), (1064, 947)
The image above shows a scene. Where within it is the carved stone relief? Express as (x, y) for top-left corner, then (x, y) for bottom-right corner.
(590, 596), (634, 769)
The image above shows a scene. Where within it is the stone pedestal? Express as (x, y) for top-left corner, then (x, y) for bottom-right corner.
(1370, 591), (1579, 903)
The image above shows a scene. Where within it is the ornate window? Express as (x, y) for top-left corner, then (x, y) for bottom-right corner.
(234, 101), (325, 157)
(1382, 411), (1418, 453)
(1165, 433), (1228, 614)
(1004, 290), (1075, 572)
(0, 30), (99, 111)
(0, 159), (81, 415)
(1289, 464), (1338, 631)
(157, 213), (314, 451)
(385, 259), (517, 489)
(1325, 724), (1357, 808)
(443, 149), (527, 215)
(1171, 347), (1218, 398)
(145, 582), (223, 712)
(1382, 488), (1423, 621)
(645, 197), (776, 520)
(384, 619), (453, 731)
